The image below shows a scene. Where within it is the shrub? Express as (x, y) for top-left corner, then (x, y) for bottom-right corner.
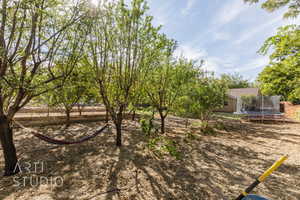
(177, 75), (227, 125)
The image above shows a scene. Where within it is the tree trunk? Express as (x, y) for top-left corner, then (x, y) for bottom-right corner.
(105, 107), (109, 123)
(159, 111), (166, 134)
(0, 116), (20, 176)
(78, 105), (82, 116)
(115, 121), (122, 147)
(115, 110), (123, 147)
(65, 110), (71, 126)
(185, 119), (189, 128)
(132, 110), (136, 121)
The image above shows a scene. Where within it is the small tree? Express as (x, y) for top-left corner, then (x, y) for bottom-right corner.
(41, 62), (95, 125)
(145, 57), (198, 133)
(178, 73), (227, 129)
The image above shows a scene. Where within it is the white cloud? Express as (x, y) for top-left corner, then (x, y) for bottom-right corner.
(174, 44), (239, 74)
(173, 44), (269, 77)
(234, 10), (300, 45)
(181, 0), (197, 16)
(202, 57), (222, 72)
(174, 44), (219, 71)
(236, 57), (269, 73)
(202, 55), (240, 74)
(234, 15), (282, 45)
(213, 31), (231, 41)
(147, 0), (172, 26)
(174, 44), (207, 60)
(214, 0), (249, 26)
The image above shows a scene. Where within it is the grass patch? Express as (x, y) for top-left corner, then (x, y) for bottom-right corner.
(213, 112), (245, 120)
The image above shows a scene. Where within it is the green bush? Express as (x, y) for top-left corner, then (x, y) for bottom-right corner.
(139, 111), (157, 135)
(177, 75), (227, 125)
(147, 136), (181, 160)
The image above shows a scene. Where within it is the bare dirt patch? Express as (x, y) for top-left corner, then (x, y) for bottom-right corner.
(0, 117), (299, 200)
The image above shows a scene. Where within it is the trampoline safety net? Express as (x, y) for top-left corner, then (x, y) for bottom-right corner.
(235, 95), (281, 115)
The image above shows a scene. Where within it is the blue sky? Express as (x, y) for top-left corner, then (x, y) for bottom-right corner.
(145, 0), (300, 81)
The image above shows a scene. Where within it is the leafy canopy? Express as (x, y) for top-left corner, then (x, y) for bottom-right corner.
(177, 72), (227, 122)
(244, 0), (300, 18)
(220, 73), (251, 89)
(258, 25), (300, 103)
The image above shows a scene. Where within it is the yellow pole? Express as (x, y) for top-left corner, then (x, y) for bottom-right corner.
(235, 155), (288, 200)
(258, 155), (288, 182)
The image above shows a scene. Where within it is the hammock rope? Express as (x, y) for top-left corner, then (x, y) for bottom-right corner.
(13, 120), (109, 145)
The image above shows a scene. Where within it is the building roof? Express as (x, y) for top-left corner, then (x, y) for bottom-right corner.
(227, 88), (260, 98)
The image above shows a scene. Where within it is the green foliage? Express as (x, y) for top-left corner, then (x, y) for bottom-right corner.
(177, 73), (228, 123)
(139, 111), (157, 135)
(84, 0), (174, 145)
(145, 57), (199, 133)
(85, 0), (164, 114)
(0, 0), (87, 119)
(185, 131), (197, 141)
(289, 85), (300, 104)
(147, 137), (161, 149)
(147, 136), (181, 160)
(244, 0), (300, 18)
(220, 73), (251, 89)
(162, 139), (181, 160)
(38, 61), (98, 121)
(258, 25), (300, 104)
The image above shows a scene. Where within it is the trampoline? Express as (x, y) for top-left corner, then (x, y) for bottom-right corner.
(235, 95), (281, 115)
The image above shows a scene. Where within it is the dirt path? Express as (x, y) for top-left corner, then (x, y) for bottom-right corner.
(0, 117), (299, 200)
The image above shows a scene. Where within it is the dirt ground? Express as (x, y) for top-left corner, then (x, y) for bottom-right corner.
(283, 102), (300, 120)
(0, 116), (299, 200)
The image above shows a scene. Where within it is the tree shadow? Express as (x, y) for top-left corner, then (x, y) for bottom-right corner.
(0, 118), (299, 200)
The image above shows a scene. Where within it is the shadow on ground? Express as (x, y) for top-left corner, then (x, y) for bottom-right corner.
(0, 117), (299, 200)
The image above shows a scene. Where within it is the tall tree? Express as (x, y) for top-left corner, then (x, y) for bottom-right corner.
(244, 0), (300, 18)
(220, 73), (251, 89)
(85, 0), (165, 146)
(0, 0), (85, 176)
(258, 25), (300, 103)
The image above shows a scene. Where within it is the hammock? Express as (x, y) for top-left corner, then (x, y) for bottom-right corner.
(13, 120), (109, 145)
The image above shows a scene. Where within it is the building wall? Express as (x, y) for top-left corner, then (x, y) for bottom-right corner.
(215, 97), (236, 113)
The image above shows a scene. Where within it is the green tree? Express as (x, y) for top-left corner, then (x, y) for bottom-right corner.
(258, 25), (300, 104)
(0, 0), (86, 176)
(244, 0), (300, 18)
(85, 0), (165, 146)
(41, 62), (96, 126)
(220, 73), (251, 89)
(178, 73), (227, 129)
(145, 57), (198, 133)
